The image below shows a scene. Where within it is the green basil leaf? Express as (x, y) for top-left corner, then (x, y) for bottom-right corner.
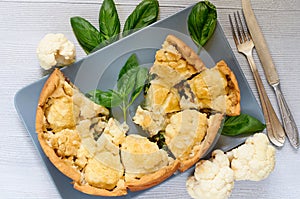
(118, 54), (139, 81)
(70, 16), (101, 54)
(123, 0), (159, 37)
(86, 89), (122, 108)
(221, 113), (266, 136)
(130, 67), (149, 106)
(188, 1), (217, 47)
(117, 67), (140, 97)
(117, 54), (140, 96)
(99, 0), (121, 45)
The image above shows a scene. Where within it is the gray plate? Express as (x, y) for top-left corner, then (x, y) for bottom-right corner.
(14, 5), (263, 199)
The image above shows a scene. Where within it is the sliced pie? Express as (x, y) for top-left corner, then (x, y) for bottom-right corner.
(36, 34), (241, 196)
(36, 69), (178, 196)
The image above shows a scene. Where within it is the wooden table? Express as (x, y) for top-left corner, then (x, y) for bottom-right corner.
(1, 0), (299, 198)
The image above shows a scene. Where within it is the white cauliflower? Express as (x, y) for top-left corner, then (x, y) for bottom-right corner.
(186, 150), (234, 199)
(37, 33), (76, 70)
(227, 133), (275, 181)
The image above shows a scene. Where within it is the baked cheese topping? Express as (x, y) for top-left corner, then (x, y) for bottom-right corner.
(144, 81), (180, 114)
(155, 49), (198, 76)
(121, 135), (170, 177)
(188, 60), (240, 116)
(44, 81), (75, 132)
(188, 67), (227, 113)
(133, 106), (166, 136)
(150, 45), (200, 87)
(144, 82), (170, 112)
(165, 110), (208, 159)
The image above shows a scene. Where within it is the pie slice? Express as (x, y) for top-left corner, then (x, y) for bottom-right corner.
(150, 34), (206, 88)
(165, 110), (224, 172)
(120, 134), (179, 191)
(36, 69), (127, 196)
(187, 60), (240, 116)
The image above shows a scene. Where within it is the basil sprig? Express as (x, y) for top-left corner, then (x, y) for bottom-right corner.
(188, 1), (217, 49)
(123, 0), (159, 37)
(86, 54), (148, 121)
(71, 0), (159, 54)
(221, 113), (266, 136)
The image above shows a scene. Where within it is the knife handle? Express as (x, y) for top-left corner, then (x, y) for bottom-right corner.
(246, 55), (285, 146)
(272, 83), (299, 149)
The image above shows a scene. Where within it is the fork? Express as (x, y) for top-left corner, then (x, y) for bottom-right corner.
(229, 11), (285, 147)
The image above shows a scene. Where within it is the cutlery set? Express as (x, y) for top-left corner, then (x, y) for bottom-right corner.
(229, 0), (299, 148)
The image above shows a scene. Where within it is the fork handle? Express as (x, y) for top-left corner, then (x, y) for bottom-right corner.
(246, 55), (285, 146)
(272, 83), (299, 149)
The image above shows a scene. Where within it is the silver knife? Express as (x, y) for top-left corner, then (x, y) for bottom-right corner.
(242, 0), (299, 149)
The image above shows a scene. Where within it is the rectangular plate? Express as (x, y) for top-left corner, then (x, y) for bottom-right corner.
(14, 5), (263, 199)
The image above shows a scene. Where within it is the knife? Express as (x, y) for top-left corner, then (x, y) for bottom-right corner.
(242, 0), (299, 149)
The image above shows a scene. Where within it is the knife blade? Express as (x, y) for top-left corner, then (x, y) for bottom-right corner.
(242, 0), (299, 149)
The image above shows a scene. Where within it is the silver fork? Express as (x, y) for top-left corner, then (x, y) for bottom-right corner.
(229, 11), (285, 147)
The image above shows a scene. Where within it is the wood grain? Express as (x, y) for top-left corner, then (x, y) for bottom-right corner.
(1, 0), (299, 198)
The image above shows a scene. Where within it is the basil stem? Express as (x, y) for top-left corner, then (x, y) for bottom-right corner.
(123, 0), (159, 37)
(221, 113), (266, 136)
(70, 16), (101, 54)
(188, 1), (217, 49)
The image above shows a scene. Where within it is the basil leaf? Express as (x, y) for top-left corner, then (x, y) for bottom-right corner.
(123, 0), (159, 37)
(70, 16), (101, 54)
(118, 54), (139, 81)
(188, 1), (217, 47)
(130, 67), (149, 106)
(221, 113), (266, 136)
(117, 67), (140, 97)
(99, 0), (120, 45)
(86, 89), (122, 108)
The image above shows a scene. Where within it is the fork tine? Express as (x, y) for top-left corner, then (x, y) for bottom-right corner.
(237, 11), (248, 41)
(233, 12), (243, 43)
(241, 10), (253, 40)
(229, 14), (239, 46)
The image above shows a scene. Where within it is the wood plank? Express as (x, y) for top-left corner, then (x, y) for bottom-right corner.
(1, 0), (299, 10)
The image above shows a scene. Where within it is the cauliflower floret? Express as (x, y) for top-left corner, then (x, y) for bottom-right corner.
(37, 33), (76, 70)
(227, 133), (275, 181)
(186, 150), (234, 199)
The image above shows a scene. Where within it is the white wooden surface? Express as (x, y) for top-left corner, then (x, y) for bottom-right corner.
(1, 0), (300, 198)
